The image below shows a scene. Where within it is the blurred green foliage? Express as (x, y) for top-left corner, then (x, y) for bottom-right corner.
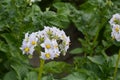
(1, 0), (120, 80)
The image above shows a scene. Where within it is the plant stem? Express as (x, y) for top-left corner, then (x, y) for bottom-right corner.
(113, 49), (120, 80)
(38, 59), (45, 80)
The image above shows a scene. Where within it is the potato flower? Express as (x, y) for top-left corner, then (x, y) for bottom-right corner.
(111, 24), (120, 41)
(20, 26), (70, 60)
(109, 13), (120, 26)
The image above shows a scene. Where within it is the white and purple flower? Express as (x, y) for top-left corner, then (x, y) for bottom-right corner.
(20, 26), (70, 60)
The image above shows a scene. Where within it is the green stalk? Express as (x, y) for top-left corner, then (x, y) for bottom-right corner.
(113, 49), (120, 80)
(38, 59), (45, 80)
(90, 19), (107, 56)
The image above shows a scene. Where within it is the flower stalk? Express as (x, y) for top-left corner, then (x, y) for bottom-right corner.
(113, 49), (120, 80)
(38, 59), (45, 80)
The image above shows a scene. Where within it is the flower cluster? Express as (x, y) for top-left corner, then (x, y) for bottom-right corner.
(109, 13), (120, 41)
(20, 26), (70, 60)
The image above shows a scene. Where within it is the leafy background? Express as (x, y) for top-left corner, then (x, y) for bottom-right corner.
(0, 0), (120, 80)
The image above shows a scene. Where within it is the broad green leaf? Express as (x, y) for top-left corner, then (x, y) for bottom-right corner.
(0, 41), (9, 53)
(113, 41), (120, 47)
(11, 64), (29, 80)
(43, 11), (63, 28)
(53, 2), (71, 28)
(32, 4), (42, 13)
(88, 55), (105, 65)
(3, 71), (17, 80)
(42, 74), (55, 80)
(70, 48), (83, 54)
(24, 72), (37, 80)
(1, 33), (21, 57)
(110, 54), (120, 68)
(53, 2), (71, 15)
(62, 72), (87, 80)
(102, 40), (109, 47)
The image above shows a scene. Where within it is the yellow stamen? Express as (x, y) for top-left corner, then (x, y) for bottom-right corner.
(46, 44), (51, 49)
(114, 18), (119, 24)
(115, 27), (119, 32)
(45, 53), (50, 58)
(55, 54), (59, 58)
(24, 47), (29, 52)
(31, 41), (36, 45)
(54, 45), (58, 48)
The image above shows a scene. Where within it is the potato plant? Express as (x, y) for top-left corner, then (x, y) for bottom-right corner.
(0, 0), (120, 80)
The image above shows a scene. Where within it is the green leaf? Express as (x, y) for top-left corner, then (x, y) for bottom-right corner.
(42, 74), (55, 80)
(3, 71), (17, 80)
(102, 40), (108, 47)
(11, 64), (29, 80)
(62, 72), (87, 80)
(43, 11), (63, 28)
(24, 72), (37, 80)
(0, 41), (9, 53)
(53, 2), (71, 15)
(70, 48), (83, 54)
(88, 55), (105, 65)
(0, 33), (22, 57)
(32, 4), (42, 13)
(110, 54), (120, 68)
(44, 61), (71, 74)
(53, 2), (71, 28)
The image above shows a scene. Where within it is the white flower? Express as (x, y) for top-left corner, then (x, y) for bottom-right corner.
(20, 26), (70, 60)
(40, 38), (61, 60)
(111, 24), (120, 41)
(24, 32), (29, 42)
(41, 37), (53, 50)
(52, 39), (60, 57)
(44, 26), (52, 34)
(115, 34), (120, 41)
(29, 32), (38, 47)
(40, 49), (55, 60)
(20, 42), (35, 55)
(112, 24), (120, 33)
(51, 27), (61, 36)
(109, 13), (120, 26)
(64, 37), (70, 51)
(36, 31), (45, 38)
(20, 32), (37, 55)
(52, 39), (59, 50)
(111, 31), (120, 41)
